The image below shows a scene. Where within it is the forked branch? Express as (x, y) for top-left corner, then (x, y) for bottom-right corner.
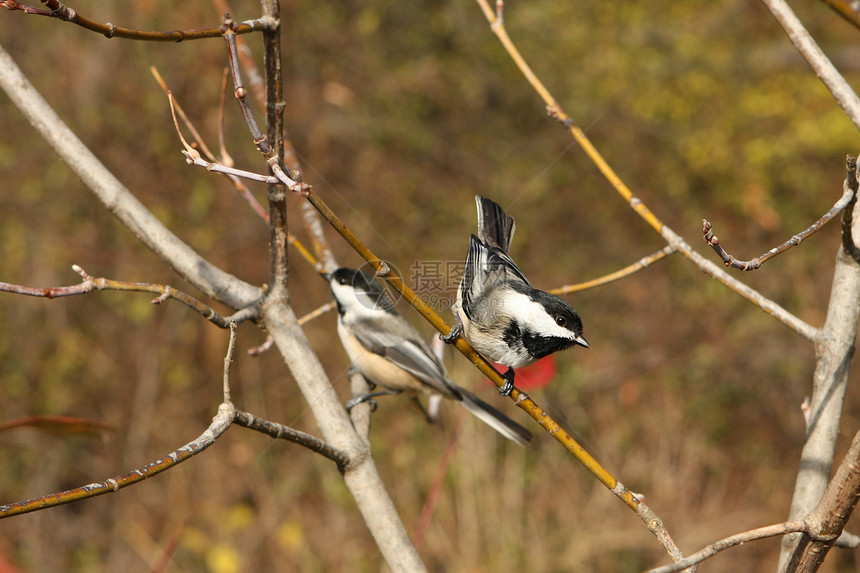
(702, 162), (857, 270)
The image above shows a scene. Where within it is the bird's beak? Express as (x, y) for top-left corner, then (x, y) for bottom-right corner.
(574, 334), (590, 349)
(321, 271), (332, 281)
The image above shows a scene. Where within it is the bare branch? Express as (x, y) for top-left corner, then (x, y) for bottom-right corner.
(217, 68), (236, 168)
(183, 150), (281, 184)
(0, 264), (248, 328)
(154, 69), (270, 222)
(550, 246), (676, 295)
(166, 91), (280, 187)
(232, 410), (349, 470)
(648, 520), (808, 573)
(248, 302), (336, 357)
(152, 67), (219, 161)
(702, 179), (856, 270)
(222, 322), (238, 404)
(664, 226), (818, 341)
(0, 0), (274, 41)
(221, 19), (306, 194)
(161, 74), (322, 270)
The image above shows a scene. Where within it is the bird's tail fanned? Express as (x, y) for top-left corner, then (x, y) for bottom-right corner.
(475, 195), (516, 253)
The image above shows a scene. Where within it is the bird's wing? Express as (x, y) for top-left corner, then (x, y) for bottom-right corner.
(349, 319), (457, 397)
(461, 235), (531, 318)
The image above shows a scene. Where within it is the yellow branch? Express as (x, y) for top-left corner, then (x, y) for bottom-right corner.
(551, 246), (676, 295)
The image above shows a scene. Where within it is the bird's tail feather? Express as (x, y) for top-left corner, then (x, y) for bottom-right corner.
(455, 385), (532, 446)
(475, 195), (515, 253)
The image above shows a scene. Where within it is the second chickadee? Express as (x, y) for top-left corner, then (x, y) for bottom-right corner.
(328, 267), (532, 446)
(446, 196), (589, 396)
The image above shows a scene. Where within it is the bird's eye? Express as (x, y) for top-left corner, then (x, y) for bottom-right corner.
(555, 315), (567, 327)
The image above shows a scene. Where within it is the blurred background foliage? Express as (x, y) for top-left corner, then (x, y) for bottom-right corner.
(1, 0), (859, 571)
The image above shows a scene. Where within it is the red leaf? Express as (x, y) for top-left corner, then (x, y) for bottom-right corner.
(0, 415), (115, 436)
(487, 355), (558, 390)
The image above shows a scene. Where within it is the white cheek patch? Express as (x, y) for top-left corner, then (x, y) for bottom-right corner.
(330, 282), (385, 321)
(330, 281), (354, 305)
(503, 292), (576, 339)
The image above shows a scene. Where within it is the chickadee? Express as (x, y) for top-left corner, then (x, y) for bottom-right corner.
(445, 196), (589, 396)
(328, 267), (533, 446)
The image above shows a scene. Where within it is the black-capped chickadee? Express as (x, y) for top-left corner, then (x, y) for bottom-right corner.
(328, 267), (533, 446)
(445, 196), (589, 396)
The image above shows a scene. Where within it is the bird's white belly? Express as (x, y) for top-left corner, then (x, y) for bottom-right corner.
(337, 322), (430, 394)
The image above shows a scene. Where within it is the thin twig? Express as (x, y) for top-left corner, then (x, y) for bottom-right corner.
(217, 68), (236, 168)
(222, 322), (238, 404)
(232, 410), (349, 470)
(550, 246), (676, 295)
(702, 180), (856, 270)
(155, 69), (270, 220)
(647, 520), (808, 573)
(0, 264), (248, 328)
(167, 91), (277, 184)
(222, 13), (301, 188)
(0, 0), (273, 41)
(297, 301), (336, 325)
(246, 336), (274, 357)
(184, 151), (280, 183)
(289, 231), (321, 269)
(162, 76), (320, 264)
(151, 68), (218, 161)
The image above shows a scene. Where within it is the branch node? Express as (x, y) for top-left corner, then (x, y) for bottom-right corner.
(375, 261), (392, 277)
